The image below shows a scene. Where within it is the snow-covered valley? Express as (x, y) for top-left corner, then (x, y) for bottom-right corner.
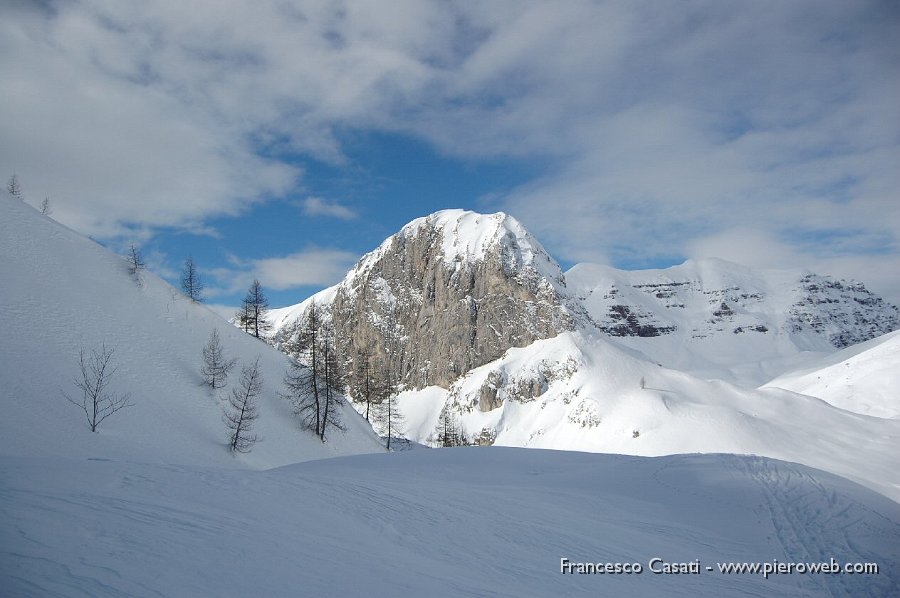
(2, 198), (899, 596)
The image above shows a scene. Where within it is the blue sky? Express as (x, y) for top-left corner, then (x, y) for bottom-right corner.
(2, 1), (898, 310)
(151, 131), (541, 306)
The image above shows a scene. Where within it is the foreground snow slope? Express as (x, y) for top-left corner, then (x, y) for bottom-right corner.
(2, 449), (897, 597)
(0, 198), (382, 467)
(763, 330), (900, 419)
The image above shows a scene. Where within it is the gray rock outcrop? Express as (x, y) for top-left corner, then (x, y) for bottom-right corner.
(275, 210), (579, 389)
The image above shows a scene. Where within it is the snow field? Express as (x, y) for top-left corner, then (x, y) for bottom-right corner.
(2, 449), (898, 597)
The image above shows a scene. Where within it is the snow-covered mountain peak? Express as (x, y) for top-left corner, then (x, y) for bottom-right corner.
(271, 208), (897, 393)
(409, 209), (553, 268)
(271, 209), (576, 389)
(402, 209), (516, 262)
(352, 208), (566, 293)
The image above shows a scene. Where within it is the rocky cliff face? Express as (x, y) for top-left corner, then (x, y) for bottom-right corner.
(273, 210), (580, 389)
(787, 274), (899, 348)
(567, 259), (899, 350)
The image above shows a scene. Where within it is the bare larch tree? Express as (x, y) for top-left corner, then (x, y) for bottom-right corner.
(319, 332), (347, 442)
(237, 279), (271, 339)
(280, 301), (346, 441)
(181, 256), (204, 302)
(224, 358), (262, 453)
(7, 174), (23, 201)
(201, 328), (236, 390)
(62, 343), (133, 432)
(350, 349), (374, 422)
(126, 242), (145, 284)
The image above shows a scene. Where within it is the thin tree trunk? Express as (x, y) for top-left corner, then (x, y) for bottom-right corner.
(321, 344), (330, 442)
(311, 346), (321, 435)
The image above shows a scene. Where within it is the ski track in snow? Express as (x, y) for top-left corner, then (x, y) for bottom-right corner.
(739, 457), (898, 597)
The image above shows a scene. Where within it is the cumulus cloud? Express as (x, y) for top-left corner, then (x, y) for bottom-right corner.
(208, 248), (358, 297)
(302, 197), (357, 220)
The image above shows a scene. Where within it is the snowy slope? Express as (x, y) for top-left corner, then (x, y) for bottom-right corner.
(763, 329), (900, 419)
(2, 449), (898, 597)
(0, 198), (383, 468)
(388, 331), (900, 502)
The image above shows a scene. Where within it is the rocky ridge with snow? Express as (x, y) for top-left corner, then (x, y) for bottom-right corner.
(271, 210), (898, 390)
(568, 259), (898, 349)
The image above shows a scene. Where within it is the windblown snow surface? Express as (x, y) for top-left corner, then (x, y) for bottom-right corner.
(2, 198), (899, 596)
(2, 450), (899, 597)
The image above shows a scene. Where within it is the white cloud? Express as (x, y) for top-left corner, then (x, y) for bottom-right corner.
(208, 248), (358, 297)
(302, 197), (357, 220)
(1, 1), (897, 303)
(471, 2), (900, 299)
(0, 3), (300, 238)
(254, 249), (358, 291)
(0, 0), (451, 237)
(685, 229), (799, 272)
